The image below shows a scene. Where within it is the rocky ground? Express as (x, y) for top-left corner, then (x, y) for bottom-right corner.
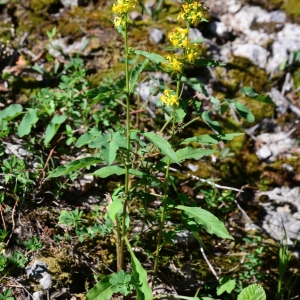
(0, 0), (300, 299)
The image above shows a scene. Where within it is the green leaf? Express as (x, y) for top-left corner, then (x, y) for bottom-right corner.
(101, 139), (119, 165)
(201, 111), (222, 134)
(232, 102), (255, 122)
(180, 77), (208, 96)
(143, 132), (179, 163)
(134, 50), (167, 64)
(217, 276), (236, 295)
(239, 87), (276, 106)
(124, 237), (152, 300)
(59, 210), (73, 226)
(176, 147), (216, 162)
(44, 114), (67, 145)
(176, 205), (234, 239)
(92, 166), (144, 178)
(194, 59), (225, 67)
(181, 133), (244, 145)
(108, 196), (123, 223)
(47, 157), (102, 178)
(237, 284), (266, 300)
(18, 108), (39, 137)
(86, 87), (120, 102)
(129, 59), (149, 93)
(76, 128), (102, 147)
(0, 104), (23, 122)
(86, 275), (114, 300)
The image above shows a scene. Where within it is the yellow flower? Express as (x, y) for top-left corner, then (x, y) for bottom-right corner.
(162, 54), (183, 74)
(178, 1), (208, 24)
(185, 43), (200, 63)
(160, 89), (179, 106)
(112, 0), (138, 28)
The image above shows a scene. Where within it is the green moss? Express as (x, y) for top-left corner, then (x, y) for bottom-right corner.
(29, 0), (58, 12)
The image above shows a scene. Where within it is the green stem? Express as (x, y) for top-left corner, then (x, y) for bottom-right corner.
(119, 14), (131, 271)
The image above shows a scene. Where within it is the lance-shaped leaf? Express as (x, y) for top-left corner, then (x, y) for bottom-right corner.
(176, 205), (234, 240)
(232, 102), (255, 122)
(18, 108), (39, 137)
(44, 114), (67, 145)
(134, 50), (167, 64)
(124, 237), (152, 300)
(86, 275), (114, 300)
(202, 111), (222, 134)
(0, 104), (23, 122)
(181, 133), (244, 145)
(85, 87), (120, 102)
(129, 59), (149, 93)
(180, 76), (208, 96)
(143, 132), (179, 163)
(176, 147), (216, 163)
(239, 87), (275, 106)
(92, 166), (143, 178)
(47, 157), (102, 178)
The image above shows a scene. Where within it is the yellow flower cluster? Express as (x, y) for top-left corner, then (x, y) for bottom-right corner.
(160, 89), (179, 106)
(112, 0), (138, 28)
(162, 54), (183, 74)
(178, 1), (208, 24)
(168, 27), (189, 48)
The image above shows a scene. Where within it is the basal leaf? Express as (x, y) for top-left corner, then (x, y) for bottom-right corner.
(181, 133), (244, 145)
(176, 205), (234, 240)
(194, 59), (225, 67)
(18, 108), (39, 137)
(217, 276), (236, 295)
(44, 114), (67, 145)
(201, 111), (222, 134)
(232, 102), (255, 122)
(237, 284), (266, 300)
(47, 157), (102, 178)
(129, 59), (149, 93)
(0, 104), (23, 122)
(176, 147), (216, 162)
(101, 140), (118, 165)
(239, 87), (275, 106)
(86, 275), (114, 300)
(134, 50), (167, 64)
(143, 132), (179, 163)
(124, 237), (152, 300)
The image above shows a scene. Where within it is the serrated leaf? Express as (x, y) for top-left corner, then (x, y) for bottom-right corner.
(237, 284), (266, 300)
(129, 59), (149, 93)
(18, 108), (39, 137)
(239, 87), (275, 106)
(86, 275), (114, 300)
(201, 111), (222, 134)
(44, 114), (67, 145)
(134, 50), (167, 64)
(232, 102), (254, 122)
(181, 133), (244, 145)
(143, 132), (179, 163)
(194, 59), (225, 67)
(125, 237), (152, 300)
(180, 77), (208, 96)
(217, 276), (236, 295)
(176, 205), (234, 239)
(176, 147), (216, 162)
(47, 157), (102, 178)
(0, 104), (23, 122)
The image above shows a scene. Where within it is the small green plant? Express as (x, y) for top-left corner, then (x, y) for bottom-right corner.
(0, 289), (14, 300)
(23, 236), (42, 251)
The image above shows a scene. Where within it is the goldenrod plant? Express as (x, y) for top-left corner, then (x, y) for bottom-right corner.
(44, 0), (275, 298)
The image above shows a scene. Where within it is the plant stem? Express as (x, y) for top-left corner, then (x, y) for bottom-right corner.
(119, 14), (131, 271)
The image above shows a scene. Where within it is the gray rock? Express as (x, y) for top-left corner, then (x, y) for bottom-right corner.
(207, 21), (230, 39)
(150, 28), (164, 44)
(32, 291), (44, 300)
(232, 44), (269, 69)
(188, 28), (203, 42)
(60, 0), (78, 7)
